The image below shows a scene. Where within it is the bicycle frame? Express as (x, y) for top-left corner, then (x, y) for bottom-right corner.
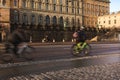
(71, 42), (91, 56)
(0, 42), (35, 62)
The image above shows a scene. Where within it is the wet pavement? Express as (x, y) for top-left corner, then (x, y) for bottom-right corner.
(0, 43), (120, 80)
(0, 53), (119, 80)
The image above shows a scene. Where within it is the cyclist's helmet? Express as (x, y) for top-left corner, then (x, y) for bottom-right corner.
(80, 26), (84, 30)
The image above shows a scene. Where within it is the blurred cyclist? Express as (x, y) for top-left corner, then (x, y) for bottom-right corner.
(73, 26), (87, 50)
(6, 26), (27, 57)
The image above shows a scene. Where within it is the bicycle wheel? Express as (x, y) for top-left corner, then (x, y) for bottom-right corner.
(1, 54), (13, 62)
(22, 46), (35, 60)
(71, 44), (81, 56)
(83, 44), (91, 55)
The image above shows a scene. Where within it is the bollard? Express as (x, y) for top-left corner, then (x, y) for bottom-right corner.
(72, 39), (74, 42)
(63, 39), (65, 42)
(53, 39), (55, 42)
(30, 36), (32, 43)
(42, 38), (45, 43)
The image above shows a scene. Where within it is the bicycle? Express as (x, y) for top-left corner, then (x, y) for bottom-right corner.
(0, 42), (35, 62)
(71, 42), (91, 56)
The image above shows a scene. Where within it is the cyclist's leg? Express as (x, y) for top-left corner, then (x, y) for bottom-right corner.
(80, 41), (87, 50)
(77, 42), (81, 48)
(13, 43), (19, 57)
(4, 42), (10, 53)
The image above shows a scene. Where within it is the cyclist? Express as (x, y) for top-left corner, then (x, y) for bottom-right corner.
(73, 26), (87, 52)
(6, 26), (27, 57)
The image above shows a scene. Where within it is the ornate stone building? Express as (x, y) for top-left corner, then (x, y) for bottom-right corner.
(0, 0), (110, 42)
(0, 0), (83, 29)
(98, 12), (120, 29)
(82, 0), (110, 27)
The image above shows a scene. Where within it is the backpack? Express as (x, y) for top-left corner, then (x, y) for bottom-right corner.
(77, 30), (86, 41)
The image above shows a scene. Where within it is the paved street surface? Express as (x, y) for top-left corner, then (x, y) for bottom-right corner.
(9, 62), (120, 80)
(0, 42), (120, 80)
(0, 53), (120, 80)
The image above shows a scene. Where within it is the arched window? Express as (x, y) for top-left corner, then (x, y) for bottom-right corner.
(66, 17), (69, 27)
(45, 15), (50, 25)
(22, 14), (28, 24)
(72, 18), (74, 25)
(13, 10), (19, 23)
(59, 17), (63, 26)
(59, 17), (64, 29)
(31, 15), (36, 25)
(53, 16), (57, 25)
(38, 15), (43, 24)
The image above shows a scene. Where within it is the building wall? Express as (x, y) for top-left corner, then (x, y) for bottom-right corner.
(0, 0), (110, 30)
(9, 0), (83, 30)
(0, 0), (110, 42)
(98, 12), (120, 29)
(83, 0), (110, 27)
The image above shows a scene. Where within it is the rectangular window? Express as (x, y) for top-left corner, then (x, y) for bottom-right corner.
(114, 20), (116, 24)
(53, 4), (56, 11)
(46, 4), (49, 10)
(103, 21), (105, 23)
(60, 0), (62, 5)
(109, 20), (111, 24)
(99, 21), (100, 24)
(31, 1), (34, 9)
(38, 3), (42, 10)
(60, 5), (62, 13)
(53, 0), (56, 4)
(14, 0), (17, 6)
(77, 8), (79, 14)
(45, 0), (49, 11)
(72, 8), (74, 13)
(66, 6), (68, 13)
(22, 1), (26, 8)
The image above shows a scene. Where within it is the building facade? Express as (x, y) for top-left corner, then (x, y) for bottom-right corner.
(83, 0), (110, 27)
(0, 0), (110, 42)
(98, 12), (120, 29)
(97, 12), (120, 41)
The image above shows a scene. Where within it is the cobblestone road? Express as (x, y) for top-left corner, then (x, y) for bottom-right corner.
(9, 62), (120, 80)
